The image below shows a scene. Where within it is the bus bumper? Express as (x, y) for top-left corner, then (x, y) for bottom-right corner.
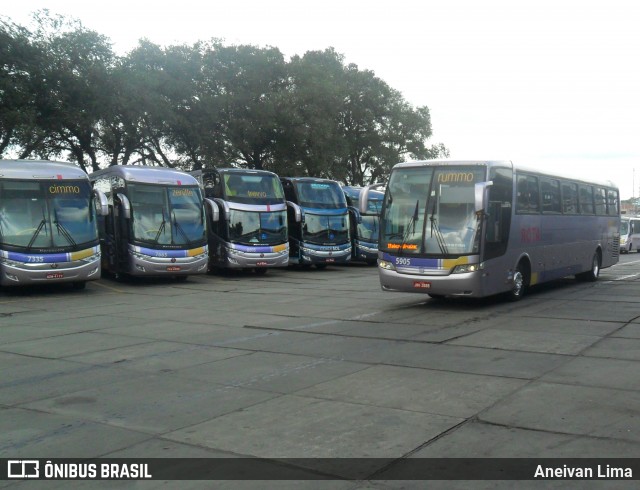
(291, 243), (352, 266)
(379, 267), (487, 297)
(353, 240), (378, 263)
(128, 246), (209, 276)
(223, 243), (290, 269)
(0, 254), (101, 286)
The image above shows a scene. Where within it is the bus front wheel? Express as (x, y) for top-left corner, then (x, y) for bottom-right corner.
(507, 263), (528, 301)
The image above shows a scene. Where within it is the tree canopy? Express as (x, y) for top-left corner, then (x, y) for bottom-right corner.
(0, 11), (448, 183)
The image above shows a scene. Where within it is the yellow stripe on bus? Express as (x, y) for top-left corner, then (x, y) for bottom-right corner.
(442, 256), (470, 269)
(186, 247), (206, 257)
(70, 248), (94, 260)
(272, 244), (287, 253)
(529, 272), (539, 286)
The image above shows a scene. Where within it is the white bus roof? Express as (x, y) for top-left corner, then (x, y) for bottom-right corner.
(392, 160), (617, 189)
(0, 159), (87, 180)
(89, 165), (199, 186)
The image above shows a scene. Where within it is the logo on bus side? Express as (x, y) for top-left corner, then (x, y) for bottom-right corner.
(521, 226), (541, 243)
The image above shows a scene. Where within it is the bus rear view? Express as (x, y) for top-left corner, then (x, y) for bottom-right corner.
(282, 177), (351, 268)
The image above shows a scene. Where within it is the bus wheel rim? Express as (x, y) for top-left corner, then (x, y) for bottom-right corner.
(513, 271), (524, 296)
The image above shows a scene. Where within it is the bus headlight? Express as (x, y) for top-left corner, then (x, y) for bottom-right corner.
(378, 259), (396, 271)
(451, 263), (484, 274)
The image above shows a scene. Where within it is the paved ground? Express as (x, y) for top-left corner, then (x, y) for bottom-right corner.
(2, 255), (640, 489)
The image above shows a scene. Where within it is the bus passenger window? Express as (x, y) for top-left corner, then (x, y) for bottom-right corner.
(607, 189), (619, 216)
(579, 185), (594, 214)
(541, 178), (561, 213)
(594, 187), (607, 215)
(516, 175), (539, 213)
(561, 182), (578, 214)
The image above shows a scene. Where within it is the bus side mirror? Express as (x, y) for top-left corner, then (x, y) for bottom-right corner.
(116, 193), (131, 219)
(359, 183), (385, 215)
(475, 181), (493, 213)
(287, 201), (302, 223)
(93, 189), (109, 216)
(213, 198), (230, 221)
(205, 198), (219, 222)
(349, 206), (362, 224)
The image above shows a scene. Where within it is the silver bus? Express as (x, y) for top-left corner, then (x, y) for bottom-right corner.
(343, 185), (384, 265)
(360, 160), (620, 300)
(0, 160), (108, 289)
(620, 215), (640, 253)
(281, 177), (351, 268)
(191, 168), (289, 274)
(90, 166), (208, 280)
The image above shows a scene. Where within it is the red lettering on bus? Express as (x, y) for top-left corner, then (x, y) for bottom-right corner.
(521, 226), (541, 243)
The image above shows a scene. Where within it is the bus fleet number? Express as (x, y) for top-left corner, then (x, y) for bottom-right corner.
(27, 256), (45, 263)
(395, 257), (411, 266)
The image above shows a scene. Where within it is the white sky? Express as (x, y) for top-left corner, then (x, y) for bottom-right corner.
(5, 0), (640, 198)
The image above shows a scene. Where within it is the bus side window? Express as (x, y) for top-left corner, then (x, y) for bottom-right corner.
(594, 187), (607, 215)
(485, 167), (513, 260)
(541, 177), (561, 214)
(561, 182), (578, 214)
(579, 185), (594, 214)
(516, 174), (539, 213)
(607, 189), (619, 216)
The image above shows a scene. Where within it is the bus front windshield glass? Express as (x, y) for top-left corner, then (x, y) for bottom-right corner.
(382, 166), (486, 255)
(223, 173), (285, 205)
(128, 184), (205, 246)
(302, 212), (349, 245)
(295, 181), (346, 209)
(358, 195), (382, 242)
(228, 209), (287, 245)
(0, 180), (97, 249)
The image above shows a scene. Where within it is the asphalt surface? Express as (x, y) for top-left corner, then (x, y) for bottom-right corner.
(2, 255), (640, 489)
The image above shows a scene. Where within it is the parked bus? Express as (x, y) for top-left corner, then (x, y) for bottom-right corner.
(191, 168), (288, 274)
(620, 215), (640, 253)
(0, 159), (108, 289)
(360, 160), (620, 300)
(90, 166), (208, 280)
(343, 185), (384, 265)
(281, 177), (351, 268)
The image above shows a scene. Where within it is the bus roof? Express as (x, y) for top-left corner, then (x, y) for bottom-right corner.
(89, 165), (199, 186)
(392, 159), (618, 189)
(201, 167), (278, 178)
(281, 176), (340, 185)
(0, 159), (87, 180)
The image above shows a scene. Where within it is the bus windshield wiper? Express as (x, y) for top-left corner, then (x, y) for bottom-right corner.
(27, 209), (49, 250)
(172, 211), (192, 247)
(53, 209), (77, 246)
(429, 202), (449, 255)
(154, 209), (167, 243)
(398, 200), (419, 254)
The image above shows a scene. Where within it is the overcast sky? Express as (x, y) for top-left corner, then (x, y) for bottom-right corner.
(5, 0), (640, 198)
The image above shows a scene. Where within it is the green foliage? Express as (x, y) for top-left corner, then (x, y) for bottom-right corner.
(0, 10), (448, 183)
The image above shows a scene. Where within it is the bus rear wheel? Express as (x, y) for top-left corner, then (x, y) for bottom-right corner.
(576, 252), (600, 282)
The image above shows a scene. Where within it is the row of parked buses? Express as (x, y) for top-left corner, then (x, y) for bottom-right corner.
(0, 160), (385, 288)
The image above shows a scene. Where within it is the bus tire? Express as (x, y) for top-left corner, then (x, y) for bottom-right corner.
(576, 252), (600, 282)
(507, 262), (528, 301)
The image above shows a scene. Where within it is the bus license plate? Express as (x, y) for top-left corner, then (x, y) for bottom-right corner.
(166, 266), (181, 272)
(46, 273), (64, 279)
(413, 281), (431, 289)
(326, 258), (335, 263)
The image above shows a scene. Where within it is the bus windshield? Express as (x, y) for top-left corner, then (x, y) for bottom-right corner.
(224, 173), (284, 205)
(382, 166), (486, 255)
(358, 215), (379, 242)
(621, 220), (630, 236)
(128, 184), (205, 246)
(228, 209), (287, 245)
(295, 181), (346, 209)
(302, 212), (349, 245)
(0, 179), (97, 249)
